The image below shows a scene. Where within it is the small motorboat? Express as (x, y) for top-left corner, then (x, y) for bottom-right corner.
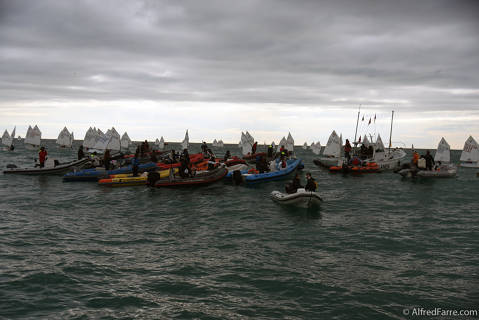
(397, 165), (457, 178)
(63, 162), (158, 181)
(271, 188), (322, 208)
(329, 162), (380, 173)
(3, 158), (90, 175)
(225, 158), (302, 184)
(98, 169), (179, 187)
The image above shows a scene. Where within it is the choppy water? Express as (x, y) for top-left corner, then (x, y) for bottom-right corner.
(1, 140), (478, 319)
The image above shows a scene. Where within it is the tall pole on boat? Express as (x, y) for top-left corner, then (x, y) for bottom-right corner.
(388, 110), (394, 152)
(354, 104), (361, 145)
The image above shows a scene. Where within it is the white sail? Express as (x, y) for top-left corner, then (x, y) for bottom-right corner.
(286, 132), (294, 153)
(159, 136), (165, 150)
(322, 130), (341, 157)
(120, 132), (131, 150)
(92, 130), (110, 151)
(11, 127), (15, 143)
(106, 127), (121, 151)
(460, 136), (479, 163)
(181, 130), (189, 150)
(362, 134), (370, 147)
(217, 140), (224, 148)
(276, 136), (287, 152)
(241, 132), (252, 155)
(56, 127), (72, 147)
(83, 127), (96, 149)
(311, 142), (321, 155)
(245, 131), (254, 146)
(434, 137), (451, 163)
(212, 139), (218, 147)
(25, 125), (41, 147)
(2, 130), (12, 146)
(70, 132), (74, 146)
(302, 142), (308, 150)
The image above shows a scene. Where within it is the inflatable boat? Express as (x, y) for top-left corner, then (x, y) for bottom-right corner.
(3, 158), (90, 175)
(98, 168), (180, 187)
(397, 165), (457, 178)
(63, 162), (157, 181)
(151, 167), (228, 187)
(226, 159), (302, 184)
(329, 162), (380, 173)
(271, 188), (322, 208)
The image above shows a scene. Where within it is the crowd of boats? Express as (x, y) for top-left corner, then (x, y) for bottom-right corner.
(1, 120), (479, 208)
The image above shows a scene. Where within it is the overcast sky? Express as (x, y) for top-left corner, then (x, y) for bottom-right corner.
(1, 0), (478, 148)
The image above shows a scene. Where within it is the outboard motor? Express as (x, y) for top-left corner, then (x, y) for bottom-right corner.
(232, 170), (244, 185)
(146, 171), (161, 186)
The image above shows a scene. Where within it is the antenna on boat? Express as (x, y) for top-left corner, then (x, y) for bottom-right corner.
(354, 104), (361, 145)
(388, 110), (394, 152)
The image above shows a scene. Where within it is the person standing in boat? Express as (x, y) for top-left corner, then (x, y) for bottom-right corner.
(104, 149), (111, 170)
(411, 150), (420, 168)
(182, 149), (190, 166)
(78, 145), (85, 160)
(223, 150), (231, 161)
(344, 139), (352, 162)
(251, 141), (258, 154)
(38, 147), (47, 168)
(424, 150), (435, 171)
(267, 145), (273, 158)
(201, 141), (208, 154)
(305, 173), (317, 192)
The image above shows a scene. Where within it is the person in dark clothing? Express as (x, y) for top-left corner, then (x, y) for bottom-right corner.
(305, 173), (317, 192)
(251, 141), (258, 154)
(368, 145), (374, 158)
(201, 141), (208, 154)
(285, 173), (303, 194)
(360, 144), (367, 159)
(150, 151), (158, 163)
(9, 144), (14, 151)
(424, 150), (435, 170)
(104, 149), (111, 170)
(344, 139), (352, 162)
(132, 152), (140, 177)
(224, 150), (231, 161)
(78, 145), (85, 160)
(256, 156), (269, 173)
(267, 145), (273, 158)
(179, 155), (192, 178)
(182, 149), (190, 165)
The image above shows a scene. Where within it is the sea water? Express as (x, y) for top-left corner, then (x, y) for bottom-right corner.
(0, 141), (478, 319)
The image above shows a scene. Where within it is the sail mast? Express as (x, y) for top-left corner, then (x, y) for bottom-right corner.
(353, 104), (361, 145)
(388, 110), (394, 152)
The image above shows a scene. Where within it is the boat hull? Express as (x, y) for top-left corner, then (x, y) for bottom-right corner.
(154, 167), (227, 187)
(271, 189), (322, 208)
(3, 158), (90, 175)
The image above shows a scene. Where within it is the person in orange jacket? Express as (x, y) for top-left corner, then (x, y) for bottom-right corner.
(38, 146), (47, 168)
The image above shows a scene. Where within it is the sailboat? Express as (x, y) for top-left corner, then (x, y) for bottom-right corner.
(56, 127), (73, 148)
(217, 140), (224, 148)
(310, 142), (321, 155)
(2, 126), (15, 148)
(286, 132), (294, 154)
(24, 125), (42, 150)
(155, 136), (165, 150)
(181, 130), (189, 150)
(460, 136), (479, 168)
(302, 142), (308, 150)
(276, 136), (287, 152)
(314, 130), (342, 167)
(212, 139), (218, 147)
(120, 132), (132, 151)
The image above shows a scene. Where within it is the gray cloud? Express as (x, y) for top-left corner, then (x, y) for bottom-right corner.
(1, 0), (478, 112)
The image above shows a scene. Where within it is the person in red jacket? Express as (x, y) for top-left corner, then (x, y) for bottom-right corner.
(38, 147), (47, 168)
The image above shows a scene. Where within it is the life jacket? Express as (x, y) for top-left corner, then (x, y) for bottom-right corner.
(39, 150), (47, 162)
(413, 152), (419, 164)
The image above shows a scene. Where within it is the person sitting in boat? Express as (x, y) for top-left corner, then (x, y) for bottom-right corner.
(285, 173), (303, 194)
(251, 141), (258, 154)
(368, 145), (374, 158)
(359, 144), (368, 159)
(78, 145), (85, 160)
(38, 146), (48, 168)
(179, 154), (192, 178)
(344, 139), (352, 162)
(150, 151), (158, 163)
(424, 150), (435, 171)
(351, 156), (361, 166)
(223, 150), (231, 161)
(276, 155), (287, 170)
(167, 150), (177, 164)
(206, 148), (215, 159)
(256, 155), (269, 173)
(305, 173), (317, 192)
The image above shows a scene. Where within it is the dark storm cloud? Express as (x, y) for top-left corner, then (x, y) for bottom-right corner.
(1, 0), (478, 110)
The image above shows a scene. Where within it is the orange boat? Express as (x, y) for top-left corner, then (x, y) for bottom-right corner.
(329, 162), (380, 173)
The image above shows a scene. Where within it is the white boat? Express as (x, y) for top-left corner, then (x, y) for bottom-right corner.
(120, 132), (132, 151)
(271, 188), (322, 208)
(276, 136), (287, 152)
(181, 130), (189, 150)
(24, 125), (41, 150)
(56, 127), (73, 148)
(367, 134), (406, 170)
(460, 136), (479, 168)
(302, 142), (308, 150)
(217, 140), (224, 148)
(315, 130), (342, 167)
(2, 129), (13, 147)
(91, 127), (121, 153)
(397, 137), (457, 178)
(212, 139), (218, 147)
(240, 132), (253, 155)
